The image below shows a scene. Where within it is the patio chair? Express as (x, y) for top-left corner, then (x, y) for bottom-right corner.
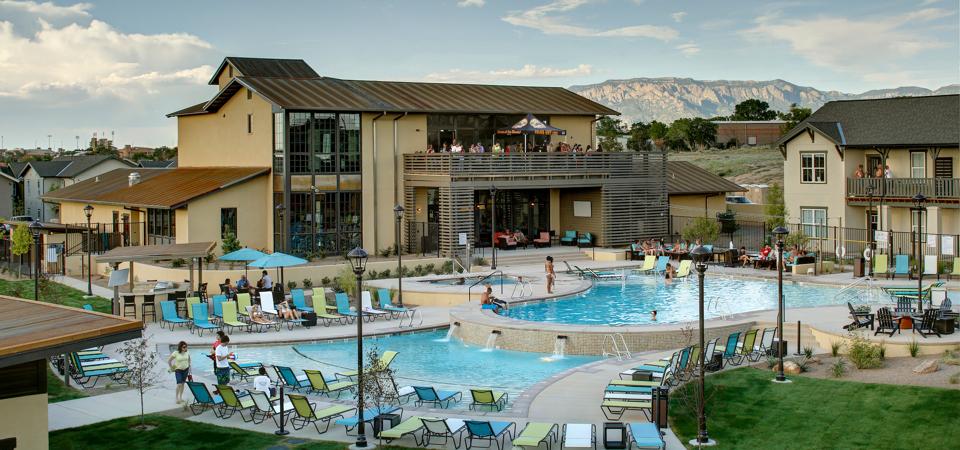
(313, 287), (338, 312)
(895, 297), (916, 315)
(286, 393), (354, 434)
(720, 331), (742, 367)
(513, 423), (559, 450)
(290, 289), (314, 313)
(190, 303), (220, 336)
(924, 255), (939, 278)
(734, 329), (758, 365)
(533, 231), (551, 248)
(185, 296), (201, 320)
(756, 328), (776, 357)
(186, 381), (224, 417)
(652, 256), (669, 275)
(236, 293), (252, 320)
(274, 365), (312, 391)
(844, 302), (874, 331)
(361, 291), (390, 321)
(386, 381), (417, 406)
(335, 292), (359, 323)
(380, 416), (429, 445)
(607, 368), (673, 394)
(304, 369), (356, 398)
(577, 232), (594, 248)
(937, 298), (958, 321)
(703, 337), (722, 365)
(334, 405), (402, 434)
(560, 230), (577, 246)
(159, 300), (189, 329)
(82, 304), (94, 311)
(873, 254), (889, 278)
(422, 418), (467, 448)
(220, 302), (250, 334)
(336, 350), (398, 380)
(464, 420), (517, 450)
(949, 257), (960, 281)
(316, 308), (347, 326)
(247, 390), (293, 426)
(632, 255), (656, 274)
(378, 288), (411, 319)
(229, 360), (262, 382)
(413, 386), (462, 408)
(675, 260), (692, 279)
(215, 384), (255, 420)
(874, 307), (902, 337)
(889, 255), (910, 279)
(601, 399), (652, 421)
(561, 423), (595, 450)
(68, 353), (128, 387)
(261, 291), (306, 330)
(211, 294), (228, 321)
(629, 423), (665, 450)
(913, 308), (941, 338)
(469, 389), (509, 411)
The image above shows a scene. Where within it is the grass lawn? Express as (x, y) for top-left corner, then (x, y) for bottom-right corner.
(50, 414), (414, 450)
(669, 367), (960, 449)
(47, 366), (88, 403)
(670, 147), (783, 186)
(0, 277), (111, 312)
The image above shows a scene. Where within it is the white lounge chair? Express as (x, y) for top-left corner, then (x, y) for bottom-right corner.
(361, 291), (389, 321)
(562, 423), (596, 449)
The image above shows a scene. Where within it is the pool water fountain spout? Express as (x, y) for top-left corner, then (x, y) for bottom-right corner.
(439, 323), (460, 342)
(553, 336), (568, 359)
(483, 330), (501, 351)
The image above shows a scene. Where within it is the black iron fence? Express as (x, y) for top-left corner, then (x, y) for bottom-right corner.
(408, 221), (440, 257)
(62, 221), (146, 256)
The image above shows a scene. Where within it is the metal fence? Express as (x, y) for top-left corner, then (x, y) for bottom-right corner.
(408, 221), (440, 257)
(62, 221), (146, 256)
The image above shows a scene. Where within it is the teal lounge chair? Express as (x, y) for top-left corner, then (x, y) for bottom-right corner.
(291, 289), (314, 313)
(652, 256), (669, 275)
(889, 254), (910, 279)
(68, 353), (128, 387)
(273, 365), (311, 391)
(211, 294), (227, 320)
(335, 292), (359, 323)
(160, 300), (189, 329)
(191, 303), (220, 336)
(287, 394), (354, 434)
(720, 331), (742, 368)
(560, 230), (577, 246)
(186, 381), (224, 417)
(464, 420), (517, 450)
(577, 232), (593, 248)
(335, 406), (402, 433)
(413, 386), (462, 408)
(512, 422), (558, 450)
(377, 288), (411, 319)
(629, 423), (665, 450)
(82, 304), (94, 311)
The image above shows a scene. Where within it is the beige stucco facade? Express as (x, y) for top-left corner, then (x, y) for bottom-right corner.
(669, 193), (728, 218)
(0, 393), (47, 450)
(177, 87), (273, 168)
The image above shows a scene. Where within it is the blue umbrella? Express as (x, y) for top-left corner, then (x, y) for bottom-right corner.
(247, 252), (309, 290)
(220, 247), (267, 261)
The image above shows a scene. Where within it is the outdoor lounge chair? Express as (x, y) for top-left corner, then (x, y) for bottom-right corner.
(335, 405), (402, 433)
(413, 386), (462, 408)
(229, 360), (262, 382)
(261, 291), (306, 330)
(335, 292), (359, 323)
(560, 230), (577, 246)
(469, 389), (509, 411)
(950, 257), (960, 281)
(274, 365), (312, 391)
(220, 302), (250, 334)
(464, 420), (517, 450)
(924, 255), (939, 278)
(186, 381), (224, 417)
(247, 390), (293, 426)
(874, 307), (902, 337)
(895, 297), (916, 315)
(533, 231), (551, 248)
(336, 350), (398, 380)
(913, 309), (941, 338)
(873, 254), (889, 278)
(675, 260), (692, 279)
(422, 418), (467, 448)
(652, 256), (669, 275)
(312, 288), (337, 311)
(889, 255), (910, 279)
(236, 293), (253, 320)
(291, 289), (314, 313)
(629, 423), (665, 450)
(68, 353), (128, 387)
(82, 304), (94, 311)
(211, 294), (228, 321)
(632, 255), (656, 274)
(734, 329), (758, 365)
(185, 296), (202, 320)
(720, 331), (742, 367)
(561, 423), (595, 450)
(756, 328), (776, 357)
(577, 232), (594, 248)
(361, 291), (390, 321)
(286, 393), (354, 434)
(159, 300), (189, 329)
(938, 298), (958, 321)
(380, 416), (429, 444)
(844, 302), (874, 330)
(190, 303), (220, 336)
(607, 368), (673, 394)
(378, 288), (411, 319)
(513, 423), (559, 450)
(215, 384), (255, 420)
(601, 399), (652, 421)
(304, 369), (356, 398)
(573, 265), (623, 281)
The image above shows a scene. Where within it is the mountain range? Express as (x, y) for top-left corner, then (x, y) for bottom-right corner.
(568, 78), (960, 124)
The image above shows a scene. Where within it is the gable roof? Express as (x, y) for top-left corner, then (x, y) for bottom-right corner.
(208, 57), (319, 85)
(43, 167), (269, 209)
(26, 160), (71, 177)
(138, 159), (176, 168)
(776, 94), (959, 149)
(666, 161), (745, 195)
(7, 162), (28, 178)
(25, 155), (131, 179)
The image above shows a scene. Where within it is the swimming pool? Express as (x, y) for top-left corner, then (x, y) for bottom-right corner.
(190, 329), (597, 411)
(422, 275), (517, 286)
(503, 276), (875, 325)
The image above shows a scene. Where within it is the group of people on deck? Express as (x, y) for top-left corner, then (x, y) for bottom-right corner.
(853, 163), (893, 179)
(424, 140), (602, 154)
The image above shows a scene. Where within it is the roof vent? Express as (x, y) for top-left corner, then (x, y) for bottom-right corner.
(128, 172), (141, 186)
(94, 176), (100, 183)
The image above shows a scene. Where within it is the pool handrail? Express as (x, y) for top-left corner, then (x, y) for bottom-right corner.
(467, 270), (505, 304)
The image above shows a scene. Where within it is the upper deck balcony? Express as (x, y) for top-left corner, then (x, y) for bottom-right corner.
(846, 177), (959, 207)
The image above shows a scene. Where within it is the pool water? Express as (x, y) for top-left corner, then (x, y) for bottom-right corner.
(423, 276), (517, 286)
(190, 329), (597, 410)
(504, 276), (875, 325)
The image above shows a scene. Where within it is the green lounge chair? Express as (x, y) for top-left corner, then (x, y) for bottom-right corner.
(185, 296), (201, 320)
(465, 420), (517, 450)
(608, 379), (661, 387)
(304, 369), (356, 398)
(380, 416), (428, 444)
(336, 350), (398, 379)
(287, 393), (354, 434)
(889, 254), (909, 279)
(512, 422), (558, 450)
(632, 255), (656, 274)
(220, 302), (249, 334)
(216, 384), (255, 420)
(413, 386), (462, 408)
(186, 381), (223, 417)
(733, 329), (758, 365)
(601, 399), (652, 421)
(469, 389), (508, 411)
(236, 293), (252, 319)
(675, 259), (692, 278)
(949, 257), (960, 281)
(629, 423), (665, 450)
(316, 308), (346, 326)
(873, 254), (889, 278)
(230, 361), (262, 382)
(159, 300), (189, 329)
(313, 288), (337, 311)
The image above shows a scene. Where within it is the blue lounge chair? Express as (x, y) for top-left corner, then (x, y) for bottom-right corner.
(186, 381), (224, 417)
(377, 288), (411, 319)
(191, 303), (220, 336)
(335, 292), (359, 323)
(652, 256), (669, 275)
(211, 294), (227, 320)
(889, 255), (910, 279)
(82, 304), (94, 311)
(629, 423), (665, 450)
(68, 353), (128, 387)
(720, 331), (742, 368)
(464, 420), (517, 450)
(274, 365), (312, 391)
(334, 405), (402, 433)
(577, 232), (594, 248)
(160, 300), (189, 329)
(291, 289), (314, 313)
(413, 386), (462, 408)
(560, 230), (577, 246)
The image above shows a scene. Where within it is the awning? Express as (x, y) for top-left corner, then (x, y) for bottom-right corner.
(496, 113), (567, 136)
(97, 242), (216, 264)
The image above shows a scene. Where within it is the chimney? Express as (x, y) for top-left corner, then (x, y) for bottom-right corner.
(128, 172), (141, 186)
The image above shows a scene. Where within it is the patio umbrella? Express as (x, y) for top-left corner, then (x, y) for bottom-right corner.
(219, 247), (267, 278)
(496, 113), (566, 151)
(247, 252), (308, 291)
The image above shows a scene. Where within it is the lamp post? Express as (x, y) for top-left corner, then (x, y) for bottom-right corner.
(84, 204), (94, 296)
(772, 226), (790, 383)
(490, 186), (497, 270)
(911, 193), (927, 313)
(347, 247), (369, 448)
(689, 245), (715, 446)
(866, 186), (875, 278)
(394, 204), (405, 307)
(29, 220), (43, 301)
(275, 204), (286, 253)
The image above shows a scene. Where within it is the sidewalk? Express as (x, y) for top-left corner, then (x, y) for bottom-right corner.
(49, 274), (114, 298)
(48, 387), (180, 431)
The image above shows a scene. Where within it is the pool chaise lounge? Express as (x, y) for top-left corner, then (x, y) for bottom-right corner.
(422, 418), (467, 448)
(187, 381), (224, 417)
(287, 394), (355, 434)
(291, 289), (314, 313)
(413, 386), (463, 408)
(229, 361), (263, 382)
(216, 384), (255, 420)
(159, 300), (189, 329)
(335, 293), (359, 323)
(274, 365), (312, 391)
(464, 420), (517, 450)
(469, 389), (509, 411)
(629, 423), (665, 450)
(335, 405), (402, 433)
(562, 423), (596, 449)
(378, 288), (412, 319)
(379, 416), (431, 444)
(247, 390), (293, 426)
(69, 353), (128, 387)
(513, 422), (559, 450)
(361, 291), (390, 322)
(304, 369), (356, 398)
(602, 399), (652, 421)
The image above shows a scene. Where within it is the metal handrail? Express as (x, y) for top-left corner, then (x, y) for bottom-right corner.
(399, 308), (424, 328)
(467, 270), (505, 304)
(846, 177), (959, 200)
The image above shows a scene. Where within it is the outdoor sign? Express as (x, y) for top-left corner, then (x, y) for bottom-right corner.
(458, 233), (467, 245)
(943, 236), (955, 255)
(874, 231), (888, 249)
(108, 268), (129, 287)
(927, 234), (937, 248)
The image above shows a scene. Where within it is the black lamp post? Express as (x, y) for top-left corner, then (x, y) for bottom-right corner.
(689, 245), (715, 446)
(84, 204), (94, 296)
(347, 247), (369, 448)
(29, 220), (43, 301)
(866, 186), (875, 278)
(490, 186), (497, 270)
(911, 192), (927, 312)
(275, 204), (286, 253)
(772, 225), (790, 383)
(394, 204), (405, 307)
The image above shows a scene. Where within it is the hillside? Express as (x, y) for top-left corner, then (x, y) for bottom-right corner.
(670, 146), (783, 187)
(569, 77), (959, 124)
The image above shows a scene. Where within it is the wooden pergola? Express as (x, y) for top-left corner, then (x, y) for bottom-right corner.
(97, 242), (215, 315)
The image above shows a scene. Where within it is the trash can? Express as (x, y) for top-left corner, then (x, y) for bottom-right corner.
(374, 413), (401, 437)
(631, 370), (653, 381)
(651, 387), (669, 429)
(853, 257), (865, 278)
(301, 312), (317, 327)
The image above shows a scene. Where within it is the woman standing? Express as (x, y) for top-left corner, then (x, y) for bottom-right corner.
(545, 256), (555, 294)
(167, 341), (191, 404)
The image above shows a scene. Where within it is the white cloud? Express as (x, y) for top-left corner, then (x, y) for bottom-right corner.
(502, 0), (678, 41)
(676, 43), (700, 56)
(0, 7), (215, 101)
(457, 0), (484, 7)
(424, 64), (593, 83)
(741, 8), (954, 74)
(0, 0), (92, 18)
(671, 11), (687, 23)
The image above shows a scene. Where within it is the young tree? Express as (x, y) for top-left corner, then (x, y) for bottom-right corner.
(595, 117), (625, 152)
(778, 103), (812, 133)
(765, 183), (787, 229)
(648, 121), (669, 140)
(665, 118), (693, 151)
(688, 118), (718, 150)
(221, 226), (241, 254)
(119, 336), (161, 429)
(682, 217), (720, 244)
(11, 223), (31, 278)
(730, 99), (778, 121)
(359, 347), (399, 412)
(626, 121), (651, 151)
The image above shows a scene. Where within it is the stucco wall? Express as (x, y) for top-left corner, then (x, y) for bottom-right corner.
(0, 177), (15, 218)
(558, 188), (603, 244)
(177, 87), (273, 168)
(0, 393), (48, 450)
(669, 194), (727, 218)
(549, 115), (595, 148)
(182, 174), (271, 253)
(783, 130), (851, 228)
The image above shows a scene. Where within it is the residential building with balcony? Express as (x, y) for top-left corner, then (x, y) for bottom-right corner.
(45, 56), (669, 257)
(776, 95), (958, 243)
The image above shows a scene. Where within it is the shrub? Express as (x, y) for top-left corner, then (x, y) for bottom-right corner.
(803, 346), (814, 358)
(681, 217), (720, 244)
(908, 340), (920, 358)
(336, 267), (358, 295)
(878, 340), (886, 360)
(785, 231), (810, 252)
(830, 341), (842, 357)
(368, 270), (379, 280)
(381, 269), (391, 278)
(847, 333), (883, 369)
(171, 258), (186, 268)
(440, 260), (454, 274)
(287, 280), (297, 290)
(413, 264), (424, 276)
(765, 355), (778, 369)
(320, 276), (331, 287)
(220, 226), (241, 254)
(831, 358), (847, 378)
(472, 257), (489, 266)
(424, 263), (436, 274)
(302, 278), (313, 289)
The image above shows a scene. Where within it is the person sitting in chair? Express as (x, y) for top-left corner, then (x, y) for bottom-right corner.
(737, 247), (752, 267)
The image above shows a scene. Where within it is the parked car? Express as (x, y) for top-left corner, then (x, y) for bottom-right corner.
(725, 196), (753, 204)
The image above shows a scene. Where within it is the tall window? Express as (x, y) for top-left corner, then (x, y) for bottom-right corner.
(800, 153), (826, 183)
(220, 208), (237, 239)
(273, 112), (285, 174)
(801, 208), (827, 238)
(146, 208), (175, 245)
(910, 151), (925, 178)
(247, 114), (253, 134)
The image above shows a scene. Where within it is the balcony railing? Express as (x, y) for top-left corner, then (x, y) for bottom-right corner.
(846, 177), (959, 201)
(403, 152), (658, 179)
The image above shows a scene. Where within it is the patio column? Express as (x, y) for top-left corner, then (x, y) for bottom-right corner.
(549, 189), (561, 233)
(111, 262), (120, 315)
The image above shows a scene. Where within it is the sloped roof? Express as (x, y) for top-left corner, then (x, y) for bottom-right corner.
(43, 167), (269, 209)
(6, 162), (28, 178)
(666, 161), (745, 195)
(208, 57), (319, 85)
(25, 155), (130, 178)
(777, 94), (959, 148)
(138, 159), (176, 168)
(26, 160), (71, 177)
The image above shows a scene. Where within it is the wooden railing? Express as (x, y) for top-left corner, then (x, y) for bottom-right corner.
(403, 152), (656, 178)
(846, 177), (959, 200)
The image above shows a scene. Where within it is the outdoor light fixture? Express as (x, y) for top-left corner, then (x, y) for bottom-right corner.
(275, 204), (286, 252)
(490, 185), (498, 270)
(394, 204), (405, 306)
(29, 220), (43, 302)
(688, 244), (715, 446)
(83, 204), (94, 296)
(772, 225), (790, 384)
(866, 185), (876, 278)
(911, 192), (927, 312)
(346, 247), (369, 449)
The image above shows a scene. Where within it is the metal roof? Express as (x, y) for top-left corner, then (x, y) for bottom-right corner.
(42, 167), (270, 209)
(0, 296), (141, 369)
(97, 242), (216, 263)
(207, 57), (319, 85)
(666, 161), (745, 195)
(25, 155), (130, 178)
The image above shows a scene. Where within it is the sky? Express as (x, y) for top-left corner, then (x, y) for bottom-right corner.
(0, 0), (957, 149)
